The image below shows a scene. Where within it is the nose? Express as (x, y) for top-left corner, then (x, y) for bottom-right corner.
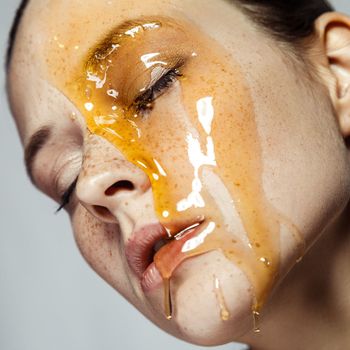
(76, 135), (151, 223)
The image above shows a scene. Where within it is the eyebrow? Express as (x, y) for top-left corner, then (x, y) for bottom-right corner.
(24, 126), (52, 183)
(86, 17), (162, 70)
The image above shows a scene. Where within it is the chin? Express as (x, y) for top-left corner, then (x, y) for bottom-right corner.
(146, 251), (254, 346)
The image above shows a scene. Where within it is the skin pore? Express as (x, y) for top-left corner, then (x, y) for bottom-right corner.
(7, 0), (350, 349)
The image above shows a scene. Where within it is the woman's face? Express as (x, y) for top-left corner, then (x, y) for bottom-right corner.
(8, 0), (350, 345)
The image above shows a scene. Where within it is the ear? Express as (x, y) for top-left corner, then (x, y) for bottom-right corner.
(314, 12), (350, 138)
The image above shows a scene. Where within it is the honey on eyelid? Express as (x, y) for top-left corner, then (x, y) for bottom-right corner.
(47, 18), (305, 325)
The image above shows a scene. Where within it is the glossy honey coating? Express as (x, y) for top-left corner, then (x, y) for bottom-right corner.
(47, 17), (304, 318)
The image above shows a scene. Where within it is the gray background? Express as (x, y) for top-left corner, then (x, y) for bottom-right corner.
(1, 1), (348, 349)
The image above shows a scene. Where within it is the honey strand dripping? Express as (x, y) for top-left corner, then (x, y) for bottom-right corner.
(213, 275), (230, 321)
(252, 309), (261, 334)
(163, 278), (173, 320)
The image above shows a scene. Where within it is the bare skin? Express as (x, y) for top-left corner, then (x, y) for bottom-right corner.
(7, 1), (350, 348)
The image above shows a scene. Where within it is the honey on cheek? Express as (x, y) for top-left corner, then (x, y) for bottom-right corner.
(47, 18), (304, 328)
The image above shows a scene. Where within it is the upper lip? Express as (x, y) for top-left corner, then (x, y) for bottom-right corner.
(125, 223), (169, 278)
(125, 219), (204, 279)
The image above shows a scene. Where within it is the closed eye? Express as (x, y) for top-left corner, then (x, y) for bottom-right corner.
(133, 68), (182, 115)
(55, 177), (78, 213)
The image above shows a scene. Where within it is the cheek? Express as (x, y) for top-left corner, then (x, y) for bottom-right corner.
(136, 50), (261, 224)
(249, 63), (350, 250)
(70, 204), (130, 297)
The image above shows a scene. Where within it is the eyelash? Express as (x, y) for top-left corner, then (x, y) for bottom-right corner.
(133, 68), (182, 114)
(55, 177), (78, 213)
(57, 68), (180, 212)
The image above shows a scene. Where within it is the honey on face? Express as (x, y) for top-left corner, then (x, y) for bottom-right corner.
(46, 16), (304, 324)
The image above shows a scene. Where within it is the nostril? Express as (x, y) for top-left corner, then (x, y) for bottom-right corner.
(105, 180), (135, 196)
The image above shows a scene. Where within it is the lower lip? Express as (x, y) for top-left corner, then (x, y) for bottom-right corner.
(141, 223), (204, 293)
(141, 262), (163, 293)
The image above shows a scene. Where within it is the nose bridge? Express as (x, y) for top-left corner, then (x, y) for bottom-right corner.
(76, 135), (151, 220)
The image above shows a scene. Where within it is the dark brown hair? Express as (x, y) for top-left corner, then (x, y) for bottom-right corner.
(6, 0), (30, 69)
(6, 0), (334, 69)
(235, 0), (333, 45)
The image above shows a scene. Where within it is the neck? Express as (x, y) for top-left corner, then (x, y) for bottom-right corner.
(241, 201), (350, 350)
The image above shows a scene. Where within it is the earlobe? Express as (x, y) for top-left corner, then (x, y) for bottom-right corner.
(314, 12), (350, 137)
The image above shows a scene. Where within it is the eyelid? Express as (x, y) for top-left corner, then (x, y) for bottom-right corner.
(146, 65), (171, 90)
(52, 151), (82, 211)
(113, 55), (184, 108)
(132, 67), (182, 114)
(136, 66), (173, 99)
(134, 56), (185, 99)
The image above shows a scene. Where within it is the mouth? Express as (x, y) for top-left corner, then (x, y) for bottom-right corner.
(125, 220), (205, 293)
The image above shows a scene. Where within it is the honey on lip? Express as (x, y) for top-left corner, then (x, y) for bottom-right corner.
(45, 16), (304, 324)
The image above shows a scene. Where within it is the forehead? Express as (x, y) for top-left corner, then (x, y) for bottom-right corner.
(28, 0), (184, 80)
(14, 0), (255, 77)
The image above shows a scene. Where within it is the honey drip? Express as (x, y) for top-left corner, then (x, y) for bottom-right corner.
(213, 276), (230, 321)
(253, 310), (261, 334)
(45, 17), (305, 327)
(164, 278), (173, 320)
